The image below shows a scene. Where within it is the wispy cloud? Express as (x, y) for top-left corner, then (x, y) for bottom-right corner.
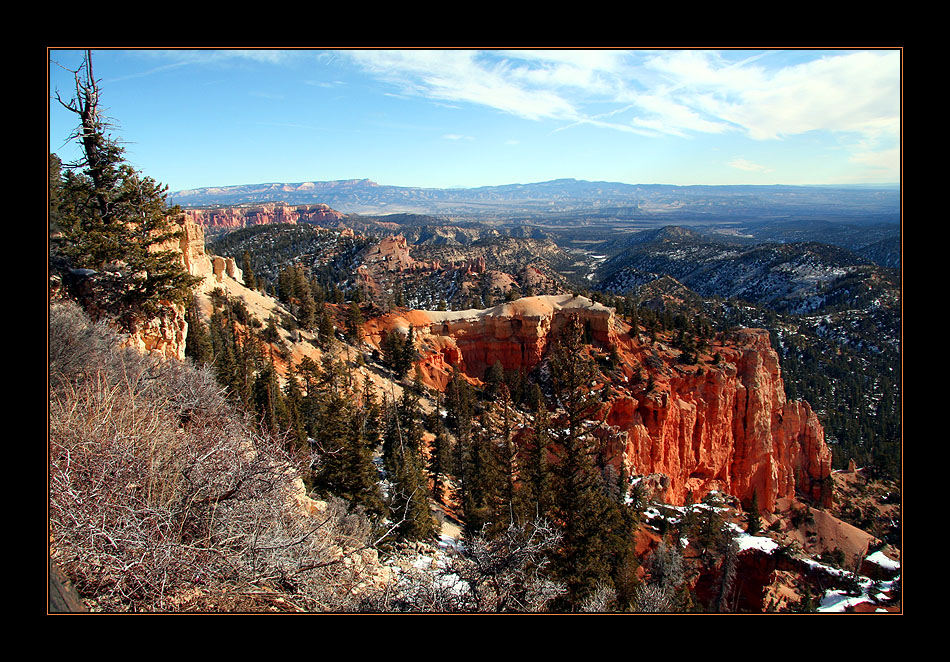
(727, 157), (772, 173)
(343, 49), (900, 169)
(345, 50), (581, 122)
(102, 49), (306, 82)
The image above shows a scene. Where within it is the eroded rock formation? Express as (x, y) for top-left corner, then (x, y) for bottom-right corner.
(183, 202), (345, 230)
(366, 296), (832, 513)
(122, 217), (242, 361)
(605, 328), (832, 512)
(363, 295), (615, 386)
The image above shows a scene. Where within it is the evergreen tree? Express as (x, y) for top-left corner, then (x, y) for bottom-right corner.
(252, 354), (287, 436)
(262, 314), (281, 344)
(400, 326), (418, 379)
(282, 363), (308, 454)
(241, 251), (255, 290)
(297, 276), (317, 331)
(52, 51), (198, 325)
(746, 489), (762, 535)
(461, 424), (498, 538)
(484, 360), (506, 398)
(310, 371), (385, 517)
(523, 386), (555, 520)
(546, 316), (637, 609)
(49, 153), (64, 237)
(345, 301), (364, 344)
(382, 391), (436, 542)
(427, 405), (453, 505)
(184, 295), (213, 367)
(317, 311), (335, 350)
(277, 266), (298, 305)
(380, 329), (407, 378)
(481, 385), (524, 533)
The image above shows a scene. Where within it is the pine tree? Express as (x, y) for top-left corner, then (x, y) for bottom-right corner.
(746, 489), (762, 535)
(252, 354), (287, 436)
(380, 329), (406, 377)
(382, 390), (436, 542)
(49, 153), (65, 238)
(345, 301), (364, 344)
(282, 363), (308, 454)
(184, 295), (213, 366)
(481, 385), (523, 533)
(241, 251), (255, 290)
(427, 405), (453, 505)
(52, 51), (198, 325)
(399, 326), (418, 379)
(523, 386), (555, 520)
(317, 311), (335, 350)
(310, 372), (385, 517)
(546, 316), (636, 609)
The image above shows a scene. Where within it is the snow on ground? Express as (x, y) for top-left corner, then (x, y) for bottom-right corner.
(640, 498), (901, 612)
(865, 549), (901, 572)
(802, 554), (901, 613)
(817, 576), (899, 613)
(726, 522), (780, 553)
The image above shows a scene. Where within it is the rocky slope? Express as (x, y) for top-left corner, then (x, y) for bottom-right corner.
(121, 217), (244, 361)
(598, 226), (899, 318)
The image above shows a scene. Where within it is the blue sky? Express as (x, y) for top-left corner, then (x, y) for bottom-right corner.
(48, 48), (901, 193)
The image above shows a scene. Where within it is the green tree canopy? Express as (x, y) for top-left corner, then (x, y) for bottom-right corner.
(52, 51), (198, 324)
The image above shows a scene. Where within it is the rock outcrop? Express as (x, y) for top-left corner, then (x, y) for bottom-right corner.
(610, 328), (832, 512)
(363, 295), (616, 386)
(183, 202), (344, 230)
(366, 297), (832, 513)
(122, 216), (242, 361)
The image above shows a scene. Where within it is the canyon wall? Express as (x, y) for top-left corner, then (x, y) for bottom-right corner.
(183, 203), (344, 230)
(376, 297), (832, 512)
(362, 295), (615, 387)
(605, 328), (832, 512)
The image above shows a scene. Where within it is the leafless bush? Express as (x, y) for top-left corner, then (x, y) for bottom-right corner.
(362, 518), (566, 613)
(579, 583), (618, 612)
(48, 300), (120, 390)
(632, 583), (677, 613)
(632, 540), (687, 613)
(48, 301), (380, 611)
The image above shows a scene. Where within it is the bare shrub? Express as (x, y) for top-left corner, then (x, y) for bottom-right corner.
(48, 301), (380, 611)
(362, 518), (566, 613)
(632, 540), (687, 613)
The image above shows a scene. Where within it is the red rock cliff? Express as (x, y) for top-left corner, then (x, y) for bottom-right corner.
(367, 298), (832, 513)
(183, 203), (344, 230)
(605, 328), (832, 512)
(364, 295), (615, 383)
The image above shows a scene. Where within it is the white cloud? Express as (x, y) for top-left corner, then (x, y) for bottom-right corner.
(346, 50), (580, 122)
(715, 51), (901, 140)
(343, 49), (901, 174)
(727, 157), (772, 173)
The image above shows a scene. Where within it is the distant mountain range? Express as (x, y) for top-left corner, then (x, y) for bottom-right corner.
(170, 178), (901, 222)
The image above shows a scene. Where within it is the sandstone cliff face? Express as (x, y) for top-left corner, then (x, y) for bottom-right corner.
(370, 297), (831, 513)
(183, 203), (344, 230)
(365, 295), (615, 384)
(605, 329), (832, 512)
(121, 217), (242, 361)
